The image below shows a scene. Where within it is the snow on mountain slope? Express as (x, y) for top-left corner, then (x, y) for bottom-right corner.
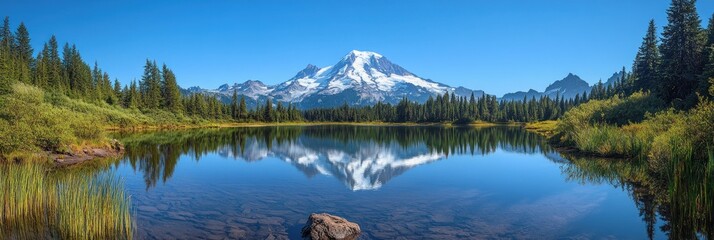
(185, 50), (487, 109)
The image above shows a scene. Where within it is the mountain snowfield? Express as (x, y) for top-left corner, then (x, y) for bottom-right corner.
(186, 50), (485, 109)
(186, 50), (620, 108)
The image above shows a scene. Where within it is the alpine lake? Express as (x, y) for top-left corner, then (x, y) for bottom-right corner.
(67, 125), (711, 239)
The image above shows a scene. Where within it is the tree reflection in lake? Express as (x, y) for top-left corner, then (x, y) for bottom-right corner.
(561, 154), (713, 239)
(112, 125), (712, 239)
(117, 126), (551, 190)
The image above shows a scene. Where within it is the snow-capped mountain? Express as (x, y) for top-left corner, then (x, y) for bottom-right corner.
(501, 73), (592, 101)
(217, 135), (447, 191)
(185, 50), (486, 109)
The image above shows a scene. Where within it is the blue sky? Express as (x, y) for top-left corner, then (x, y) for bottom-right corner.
(4, 0), (714, 96)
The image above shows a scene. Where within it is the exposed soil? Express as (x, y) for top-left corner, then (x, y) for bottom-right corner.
(52, 139), (125, 167)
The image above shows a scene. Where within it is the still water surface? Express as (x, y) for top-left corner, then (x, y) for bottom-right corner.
(110, 126), (668, 239)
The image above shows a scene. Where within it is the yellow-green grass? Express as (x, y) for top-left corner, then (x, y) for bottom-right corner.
(524, 120), (558, 137)
(0, 163), (132, 239)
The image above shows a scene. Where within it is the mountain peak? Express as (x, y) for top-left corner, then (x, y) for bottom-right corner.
(187, 51), (487, 109)
(345, 50), (383, 60)
(244, 79), (265, 85)
(564, 73), (580, 80)
(291, 64), (321, 80)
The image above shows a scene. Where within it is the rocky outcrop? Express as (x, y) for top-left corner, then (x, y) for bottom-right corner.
(301, 213), (361, 240)
(53, 139), (125, 167)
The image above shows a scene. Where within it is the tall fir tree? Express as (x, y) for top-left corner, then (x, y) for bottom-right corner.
(702, 13), (714, 98)
(230, 90), (239, 119)
(239, 96), (247, 120)
(46, 36), (64, 92)
(140, 60), (162, 109)
(264, 98), (273, 122)
(0, 16), (15, 91)
(632, 20), (661, 93)
(659, 0), (705, 104)
(161, 64), (182, 112)
(14, 22), (32, 83)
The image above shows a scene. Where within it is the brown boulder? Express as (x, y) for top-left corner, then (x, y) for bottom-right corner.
(301, 213), (361, 240)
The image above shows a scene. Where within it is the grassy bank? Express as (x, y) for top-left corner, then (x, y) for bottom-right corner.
(545, 91), (713, 174)
(540, 92), (714, 238)
(0, 83), (232, 163)
(524, 120), (558, 138)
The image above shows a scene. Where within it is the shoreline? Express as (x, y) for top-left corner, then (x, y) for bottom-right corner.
(105, 120), (526, 132)
(7, 121), (528, 167)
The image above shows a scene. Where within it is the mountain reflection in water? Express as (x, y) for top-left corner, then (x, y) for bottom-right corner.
(109, 126), (712, 239)
(117, 126), (553, 190)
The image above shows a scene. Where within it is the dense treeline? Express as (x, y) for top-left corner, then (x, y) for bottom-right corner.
(304, 91), (595, 123)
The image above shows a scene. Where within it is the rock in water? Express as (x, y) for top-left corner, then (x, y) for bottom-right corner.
(301, 213), (361, 240)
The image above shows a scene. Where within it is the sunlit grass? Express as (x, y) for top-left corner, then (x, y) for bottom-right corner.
(0, 163), (132, 239)
(524, 120), (558, 137)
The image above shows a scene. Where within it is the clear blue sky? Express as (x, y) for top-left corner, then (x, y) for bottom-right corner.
(4, 0), (714, 96)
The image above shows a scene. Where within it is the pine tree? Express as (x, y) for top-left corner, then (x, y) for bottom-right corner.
(659, 0), (705, 104)
(632, 20), (661, 93)
(92, 61), (103, 100)
(113, 79), (122, 105)
(0, 16), (15, 91)
(140, 60), (162, 109)
(239, 96), (247, 120)
(161, 64), (182, 112)
(33, 45), (48, 88)
(264, 98), (273, 122)
(702, 14), (714, 98)
(126, 80), (140, 108)
(14, 22), (32, 83)
(231, 90), (239, 119)
(46, 35), (64, 91)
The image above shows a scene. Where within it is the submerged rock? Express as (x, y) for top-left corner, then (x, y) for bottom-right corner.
(301, 213), (361, 240)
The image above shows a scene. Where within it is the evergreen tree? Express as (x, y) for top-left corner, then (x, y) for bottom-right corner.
(702, 14), (714, 97)
(632, 20), (661, 92)
(161, 64), (182, 112)
(659, 0), (705, 104)
(264, 98), (273, 122)
(92, 61), (103, 100)
(113, 79), (122, 105)
(239, 96), (247, 120)
(140, 60), (162, 109)
(46, 35), (64, 91)
(14, 22), (32, 83)
(231, 90), (239, 120)
(126, 80), (140, 108)
(0, 17), (15, 91)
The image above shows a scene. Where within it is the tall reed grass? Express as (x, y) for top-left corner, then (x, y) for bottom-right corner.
(666, 144), (714, 239)
(0, 163), (133, 239)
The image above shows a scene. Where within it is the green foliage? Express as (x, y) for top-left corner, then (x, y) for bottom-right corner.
(573, 124), (645, 158)
(557, 92), (664, 143)
(650, 99), (714, 165)
(305, 91), (582, 123)
(161, 64), (182, 113)
(632, 20), (661, 93)
(659, 0), (705, 104)
(139, 60), (162, 109)
(0, 83), (74, 155)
